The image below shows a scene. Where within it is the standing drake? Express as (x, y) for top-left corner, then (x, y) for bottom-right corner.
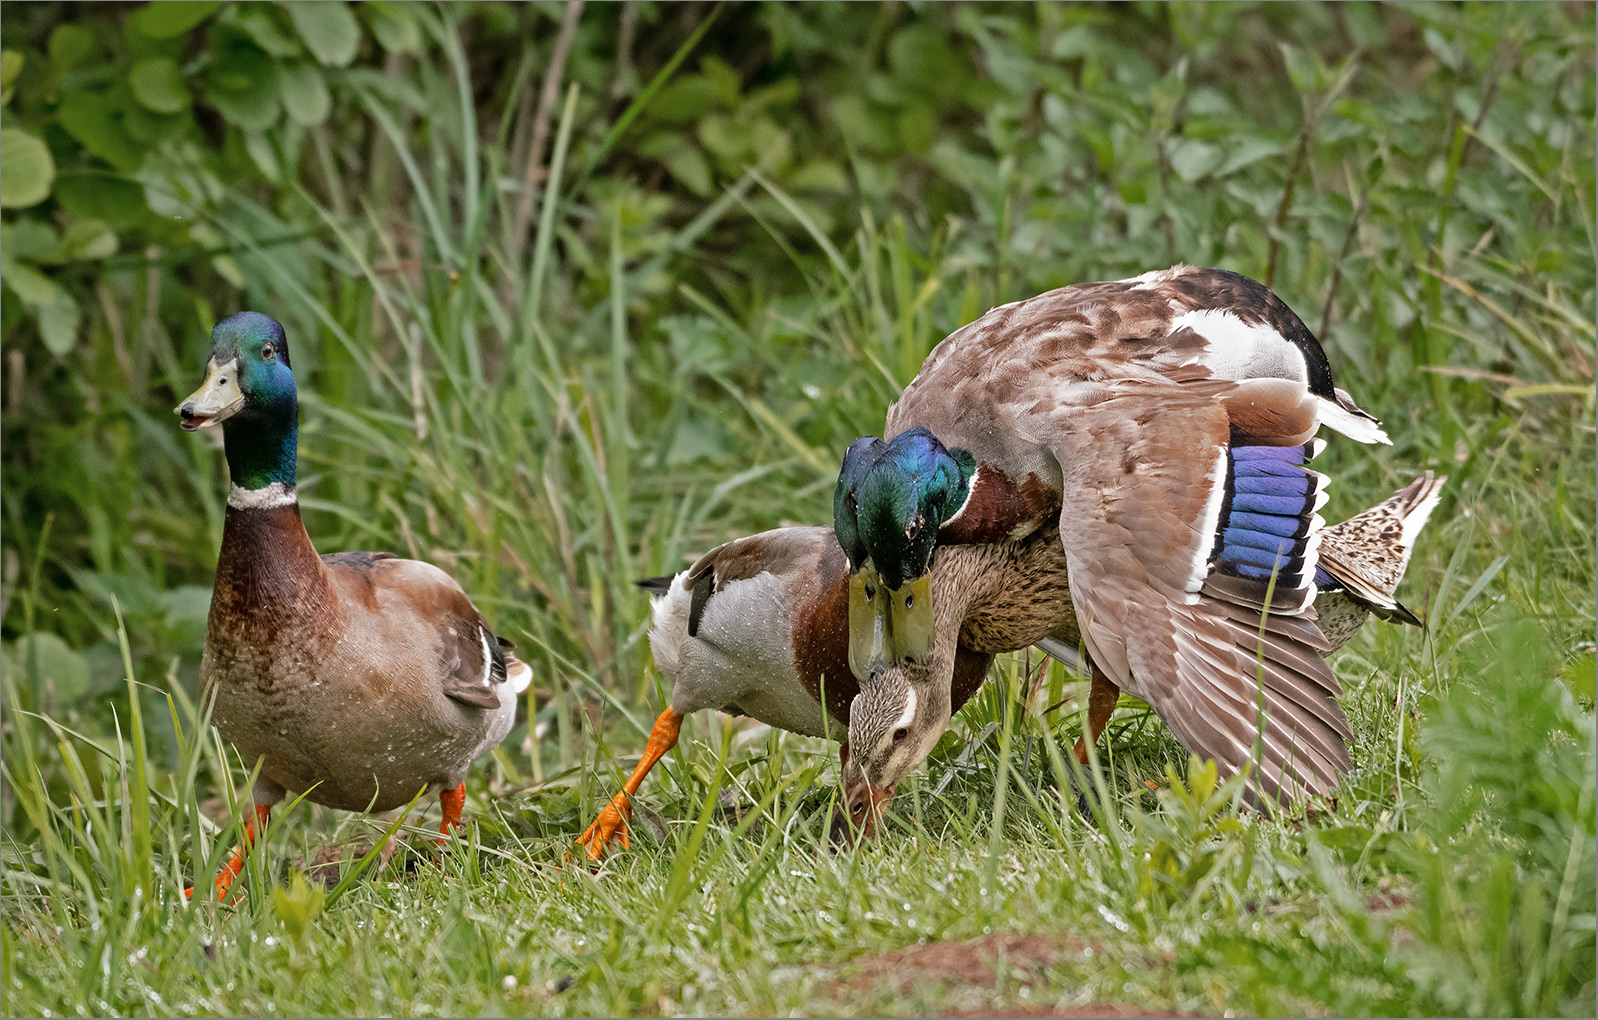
(835, 266), (1393, 814)
(177, 312), (530, 899)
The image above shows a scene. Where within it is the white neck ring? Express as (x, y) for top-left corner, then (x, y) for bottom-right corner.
(228, 482), (298, 510)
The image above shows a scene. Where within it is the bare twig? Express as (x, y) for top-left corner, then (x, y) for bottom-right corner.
(5, 349), (23, 417)
(141, 245), (161, 392)
(96, 280), (134, 384)
(1265, 54), (1359, 288)
(1264, 118), (1312, 290)
(1319, 163), (1370, 339)
(509, 0), (586, 261)
(612, 1), (639, 102)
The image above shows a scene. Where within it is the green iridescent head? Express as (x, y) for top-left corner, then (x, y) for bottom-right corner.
(176, 312), (299, 492)
(832, 427), (974, 677)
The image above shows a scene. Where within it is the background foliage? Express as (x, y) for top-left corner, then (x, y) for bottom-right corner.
(2, 2), (1594, 1016)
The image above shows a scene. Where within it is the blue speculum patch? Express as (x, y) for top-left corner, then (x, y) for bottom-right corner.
(1212, 443), (1320, 583)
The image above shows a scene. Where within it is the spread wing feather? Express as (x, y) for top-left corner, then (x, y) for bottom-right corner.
(1045, 381), (1349, 803)
(884, 266), (1383, 804)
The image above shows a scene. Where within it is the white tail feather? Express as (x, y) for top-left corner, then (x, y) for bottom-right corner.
(1316, 397), (1391, 445)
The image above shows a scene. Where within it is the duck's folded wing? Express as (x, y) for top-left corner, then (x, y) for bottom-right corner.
(327, 554), (514, 711)
(1046, 375), (1350, 805)
(438, 618), (513, 709)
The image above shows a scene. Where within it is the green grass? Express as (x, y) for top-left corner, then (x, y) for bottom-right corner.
(3, 3), (1595, 1017)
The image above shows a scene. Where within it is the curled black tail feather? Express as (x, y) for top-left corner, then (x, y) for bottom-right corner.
(636, 575), (675, 597)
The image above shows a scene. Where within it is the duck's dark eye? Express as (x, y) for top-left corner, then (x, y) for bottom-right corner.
(892, 726), (909, 743)
(261, 343), (275, 360)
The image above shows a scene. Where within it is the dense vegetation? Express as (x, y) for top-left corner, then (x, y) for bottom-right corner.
(2, 2), (1593, 1016)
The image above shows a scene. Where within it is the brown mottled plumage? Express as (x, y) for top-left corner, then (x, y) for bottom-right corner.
(1315, 473), (1446, 648)
(575, 525), (1017, 858)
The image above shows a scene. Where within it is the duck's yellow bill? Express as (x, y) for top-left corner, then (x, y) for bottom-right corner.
(177, 358), (244, 431)
(847, 565), (933, 678)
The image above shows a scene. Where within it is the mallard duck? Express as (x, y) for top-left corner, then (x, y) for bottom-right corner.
(574, 474), (1439, 856)
(573, 525), (999, 859)
(176, 312), (531, 899)
(833, 265), (1409, 816)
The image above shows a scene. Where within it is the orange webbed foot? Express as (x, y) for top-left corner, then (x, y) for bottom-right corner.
(573, 795), (633, 861)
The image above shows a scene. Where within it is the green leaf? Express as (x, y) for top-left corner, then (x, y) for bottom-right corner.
(1215, 134), (1286, 176)
(122, 102), (186, 146)
(232, 4), (303, 58)
(0, 259), (60, 305)
(285, 1), (361, 68)
(0, 129), (55, 209)
(53, 175), (148, 230)
(47, 25), (93, 71)
(2, 219), (61, 262)
(205, 45), (281, 130)
(136, 141), (224, 220)
(0, 50), (21, 105)
(129, 56), (190, 114)
(1279, 42), (1318, 96)
(0, 258), (81, 355)
(2, 633), (91, 706)
(1169, 137), (1223, 182)
(272, 872), (326, 946)
(57, 90), (144, 170)
(243, 131), (281, 183)
(364, 1), (421, 54)
(60, 219), (118, 261)
(36, 289), (81, 355)
(1561, 652), (1597, 701)
(130, 1), (219, 39)
(278, 60), (330, 126)
(664, 146), (712, 197)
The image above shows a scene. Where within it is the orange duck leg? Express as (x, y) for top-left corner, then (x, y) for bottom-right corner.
(574, 708), (683, 861)
(193, 802), (271, 902)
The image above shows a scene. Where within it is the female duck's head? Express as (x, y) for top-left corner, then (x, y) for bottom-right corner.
(832, 427), (973, 678)
(176, 312), (299, 492)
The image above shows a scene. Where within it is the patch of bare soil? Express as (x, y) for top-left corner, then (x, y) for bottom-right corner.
(840, 932), (1210, 1018)
(294, 840), (401, 887)
(938, 1006), (1204, 1018)
(848, 932), (1073, 994)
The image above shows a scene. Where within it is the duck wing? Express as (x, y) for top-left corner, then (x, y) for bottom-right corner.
(1046, 375), (1350, 805)
(889, 266), (1394, 804)
(323, 554), (525, 711)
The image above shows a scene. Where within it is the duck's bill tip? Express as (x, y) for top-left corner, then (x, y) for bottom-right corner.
(176, 359), (244, 431)
(832, 782), (895, 847)
(847, 569), (934, 677)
